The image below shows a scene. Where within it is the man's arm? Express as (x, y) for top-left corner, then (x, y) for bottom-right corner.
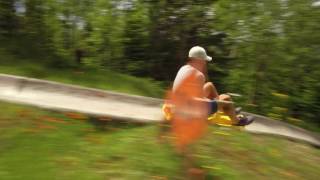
(193, 97), (234, 105)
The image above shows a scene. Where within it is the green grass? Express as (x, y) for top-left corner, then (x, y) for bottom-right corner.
(0, 101), (319, 180)
(0, 49), (164, 98)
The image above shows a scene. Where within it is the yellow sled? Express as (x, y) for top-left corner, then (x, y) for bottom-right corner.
(162, 104), (234, 127)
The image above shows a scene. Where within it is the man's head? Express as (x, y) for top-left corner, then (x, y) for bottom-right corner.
(188, 46), (212, 62)
(188, 46), (212, 73)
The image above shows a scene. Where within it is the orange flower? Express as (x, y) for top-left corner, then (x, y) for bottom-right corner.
(64, 112), (87, 120)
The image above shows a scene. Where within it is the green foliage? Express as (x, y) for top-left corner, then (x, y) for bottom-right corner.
(123, 1), (150, 76)
(0, 0), (17, 36)
(214, 0), (320, 125)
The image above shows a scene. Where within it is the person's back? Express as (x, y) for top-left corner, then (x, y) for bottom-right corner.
(172, 64), (206, 95)
(170, 63), (208, 149)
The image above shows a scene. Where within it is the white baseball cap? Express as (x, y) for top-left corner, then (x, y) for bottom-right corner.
(188, 46), (212, 62)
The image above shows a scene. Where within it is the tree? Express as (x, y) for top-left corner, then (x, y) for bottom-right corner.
(122, 0), (151, 76)
(0, 0), (17, 36)
(147, 0), (221, 81)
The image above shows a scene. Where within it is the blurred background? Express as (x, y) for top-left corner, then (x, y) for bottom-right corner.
(1, 0), (319, 128)
(0, 0), (320, 179)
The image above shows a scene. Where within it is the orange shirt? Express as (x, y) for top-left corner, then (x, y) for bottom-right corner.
(167, 65), (208, 148)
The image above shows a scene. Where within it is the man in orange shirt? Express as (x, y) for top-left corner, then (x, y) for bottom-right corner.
(170, 46), (254, 148)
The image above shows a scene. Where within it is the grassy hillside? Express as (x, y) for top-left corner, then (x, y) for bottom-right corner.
(0, 49), (165, 98)
(0, 101), (319, 179)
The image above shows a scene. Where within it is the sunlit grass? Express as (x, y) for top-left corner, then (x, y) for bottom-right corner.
(0, 102), (180, 179)
(0, 101), (319, 179)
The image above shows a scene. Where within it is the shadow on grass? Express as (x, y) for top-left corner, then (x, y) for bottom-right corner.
(87, 116), (148, 132)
